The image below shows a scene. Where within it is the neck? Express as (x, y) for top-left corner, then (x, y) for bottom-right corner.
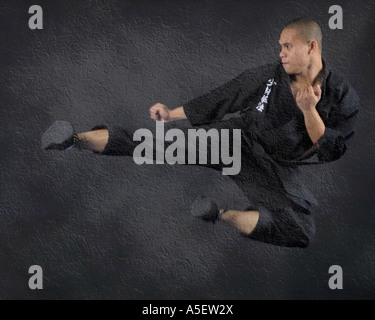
(292, 58), (323, 86)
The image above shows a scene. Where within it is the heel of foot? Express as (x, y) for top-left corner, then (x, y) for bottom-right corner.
(41, 121), (75, 150)
(191, 196), (221, 223)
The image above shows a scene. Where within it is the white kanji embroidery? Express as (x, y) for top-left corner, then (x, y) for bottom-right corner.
(256, 79), (277, 112)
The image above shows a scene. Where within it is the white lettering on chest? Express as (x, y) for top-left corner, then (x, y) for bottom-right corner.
(256, 78), (277, 112)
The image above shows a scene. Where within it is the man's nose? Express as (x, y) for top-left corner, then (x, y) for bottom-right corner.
(280, 50), (286, 59)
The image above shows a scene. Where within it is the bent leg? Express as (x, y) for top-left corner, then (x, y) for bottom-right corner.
(212, 202), (314, 248)
(192, 172), (316, 248)
(239, 203), (315, 248)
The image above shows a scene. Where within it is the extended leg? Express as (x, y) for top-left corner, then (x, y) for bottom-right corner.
(42, 121), (109, 152)
(76, 129), (109, 152)
(221, 209), (260, 235)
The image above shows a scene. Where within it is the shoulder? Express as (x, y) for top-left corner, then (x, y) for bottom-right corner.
(239, 61), (281, 82)
(325, 69), (360, 114)
(325, 70), (360, 102)
(243, 61), (281, 75)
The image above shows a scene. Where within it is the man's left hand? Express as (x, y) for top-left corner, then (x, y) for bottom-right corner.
(296, 84), (322, 113)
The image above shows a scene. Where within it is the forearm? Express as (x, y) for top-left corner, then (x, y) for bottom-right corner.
(169, 106), (187, 121)
(303, 109), (325, 143)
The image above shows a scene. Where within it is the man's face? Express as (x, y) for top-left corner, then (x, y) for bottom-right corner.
(279, 28), (311, 75)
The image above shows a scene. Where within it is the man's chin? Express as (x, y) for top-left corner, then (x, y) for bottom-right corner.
(282, 64), (292, 74)
(284, 68), (298, 77)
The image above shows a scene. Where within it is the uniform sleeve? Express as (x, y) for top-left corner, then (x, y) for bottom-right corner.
(183, 64), (273, 126)
(316, 82), (360, 162)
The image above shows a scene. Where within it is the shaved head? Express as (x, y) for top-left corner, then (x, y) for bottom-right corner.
(284, 18), (323, 53)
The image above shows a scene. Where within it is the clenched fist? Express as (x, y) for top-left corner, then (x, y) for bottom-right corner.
(150, 103), (171, 122)
(296, 84), (322, 113)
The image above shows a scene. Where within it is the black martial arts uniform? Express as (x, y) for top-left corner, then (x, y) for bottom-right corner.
(99, 60), (360, 248)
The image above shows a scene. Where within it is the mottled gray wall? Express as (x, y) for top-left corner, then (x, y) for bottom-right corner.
(1, 0), (374, 299)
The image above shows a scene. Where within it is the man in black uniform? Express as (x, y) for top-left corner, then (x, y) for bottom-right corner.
(42, 18), (360, 248)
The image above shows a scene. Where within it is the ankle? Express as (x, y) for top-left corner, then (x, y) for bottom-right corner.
(73, 134), (84, 149)
(219, 208), (228, 220)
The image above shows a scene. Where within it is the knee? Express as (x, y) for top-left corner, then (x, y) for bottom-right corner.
(292, 228), (314, 248)
(286, 214), (316, 248)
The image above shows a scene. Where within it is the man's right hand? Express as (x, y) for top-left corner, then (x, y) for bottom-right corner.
(150, 103), (171, 122)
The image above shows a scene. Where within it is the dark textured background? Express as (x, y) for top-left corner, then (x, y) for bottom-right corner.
(1, 0), (374, 299)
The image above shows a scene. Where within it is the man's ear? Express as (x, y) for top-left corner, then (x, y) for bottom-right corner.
(308, 40), (318, 54)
